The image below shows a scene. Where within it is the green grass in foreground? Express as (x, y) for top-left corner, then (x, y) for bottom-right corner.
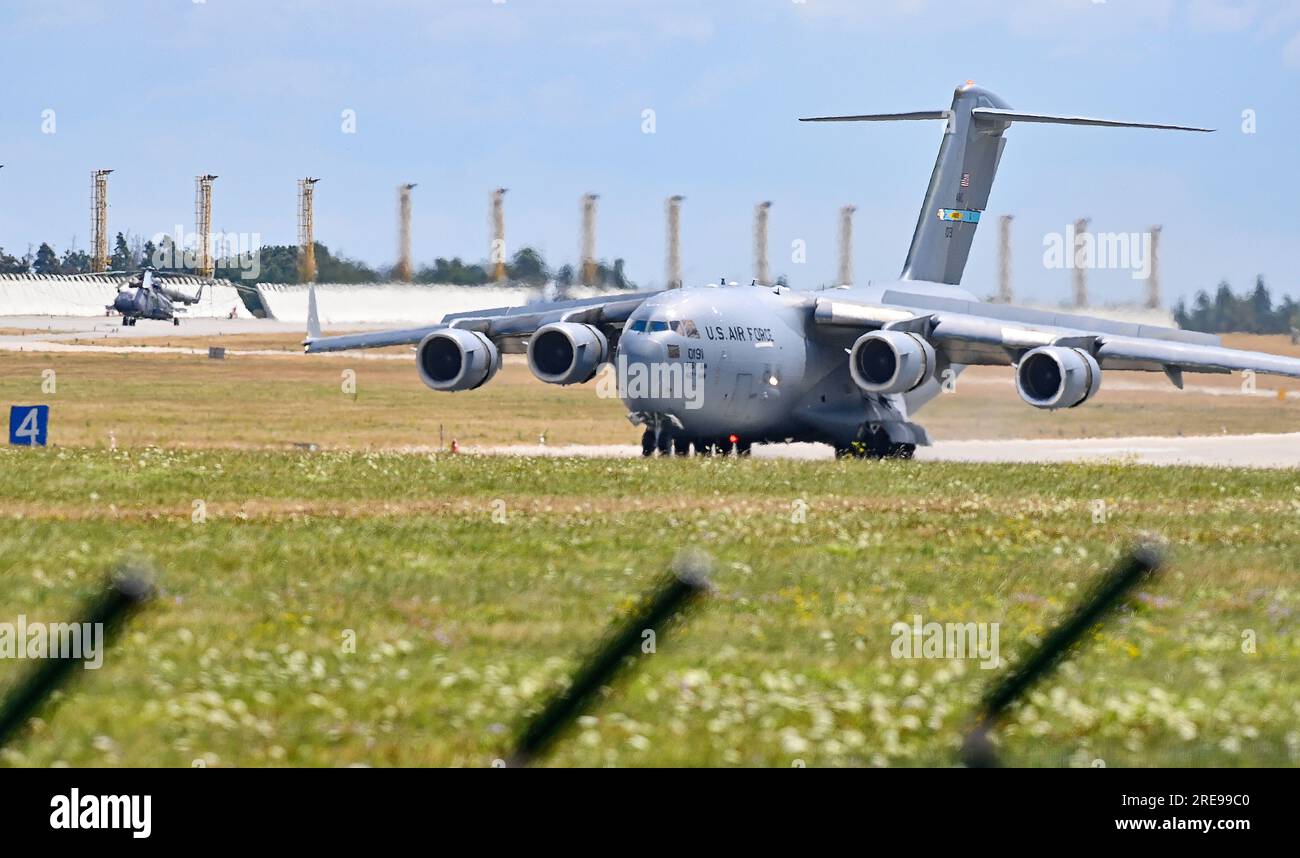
(0, 447), (1297, 767)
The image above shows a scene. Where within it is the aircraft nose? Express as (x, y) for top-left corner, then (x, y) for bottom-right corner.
(113, 294), (133, 313)
(618, 330), (663, 366)
(616, 331), (664, 410)
(616, 330), (704, 415)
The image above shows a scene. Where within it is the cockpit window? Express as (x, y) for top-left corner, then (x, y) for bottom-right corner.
(629, 318), (700, 337)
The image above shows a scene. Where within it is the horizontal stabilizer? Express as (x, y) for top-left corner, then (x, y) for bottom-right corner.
(972, 107), (1213, 133)
(804, 83), (1214, 287)
(800, 110), (950, 123)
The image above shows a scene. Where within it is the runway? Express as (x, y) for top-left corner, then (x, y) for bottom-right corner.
(0, 315), (307, 339)
(4, 316), (1296, 467)
(475, 432), (1300, 469)
(0, 315), (405, 358)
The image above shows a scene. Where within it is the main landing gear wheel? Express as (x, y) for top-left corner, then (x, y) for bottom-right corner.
(673, 437), (691, 457)
(838, 427), (913, 460)
(173, 317), (180, 326)
(641, 429), (655, 458)
(866, 427), (892, 459)
(656, 430), (674, 457)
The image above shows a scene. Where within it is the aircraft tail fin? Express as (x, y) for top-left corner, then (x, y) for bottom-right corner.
(306, 284), (322, 340)
(803, 83), (1212, 286)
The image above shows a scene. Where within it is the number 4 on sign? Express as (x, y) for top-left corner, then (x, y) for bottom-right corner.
(9, 405), (49, 446)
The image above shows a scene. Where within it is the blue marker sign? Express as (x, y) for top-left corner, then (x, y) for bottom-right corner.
(9, 405), (49, 447)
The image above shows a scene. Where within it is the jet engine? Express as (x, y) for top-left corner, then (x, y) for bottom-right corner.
(1015, 346), (1102, 409)
(849, 330), (937, 395)
(416, 328), (501, 392)
(527, 323), (609, 385)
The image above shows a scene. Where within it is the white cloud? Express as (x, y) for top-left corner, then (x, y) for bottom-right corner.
(788, 0), (1177, 36)
(682, 62), (762, 110)
(654, 11), (715, 43)
(787, 0), (1300, 70)
(1283, 28), (1300, 65)
(1187, 0), (1259, 33)
(1258, 1), (1300, 35)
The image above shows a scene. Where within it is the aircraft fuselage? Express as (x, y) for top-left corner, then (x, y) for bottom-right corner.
(616, 280), (973, 450)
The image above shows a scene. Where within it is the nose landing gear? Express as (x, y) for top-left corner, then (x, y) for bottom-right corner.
(634, 414), (754, 458)
(640, 427), (752, 458)
(638, 413), (686, 458)
(641, 425), (694, 457)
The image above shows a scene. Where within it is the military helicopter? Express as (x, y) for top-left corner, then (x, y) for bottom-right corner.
(106, 267), (207, 326)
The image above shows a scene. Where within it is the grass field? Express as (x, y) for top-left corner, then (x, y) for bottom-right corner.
(1, 332), (1298, 450)
(1, 447), (1297, 767)
(1, 329), (1297, 766)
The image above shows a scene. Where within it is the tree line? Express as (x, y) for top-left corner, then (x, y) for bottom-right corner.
(0, 234), (636, 289)
(1173, 276), (1300, 335)
(10, 235), (1288, 332)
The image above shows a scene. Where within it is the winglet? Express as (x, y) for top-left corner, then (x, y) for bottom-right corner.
(306, 285), (322, 340)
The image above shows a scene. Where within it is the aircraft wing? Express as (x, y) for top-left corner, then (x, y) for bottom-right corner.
(303, 324), (448, 353)
(303, 288), (662, 354)
(813, 289), (1300, 382)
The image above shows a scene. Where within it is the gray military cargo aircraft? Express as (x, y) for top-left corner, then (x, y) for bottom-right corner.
(108, 267), (206, 326)
(305, 83), (1300, 458)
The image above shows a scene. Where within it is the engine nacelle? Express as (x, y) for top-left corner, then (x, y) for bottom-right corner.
(527, 323), (609, 385)
(416, 328), (501, 392)
(849, 330), (937, 395)
(1015, 346), (1102, 409)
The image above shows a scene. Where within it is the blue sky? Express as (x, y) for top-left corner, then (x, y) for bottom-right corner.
(2, 0), (1299, 305)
